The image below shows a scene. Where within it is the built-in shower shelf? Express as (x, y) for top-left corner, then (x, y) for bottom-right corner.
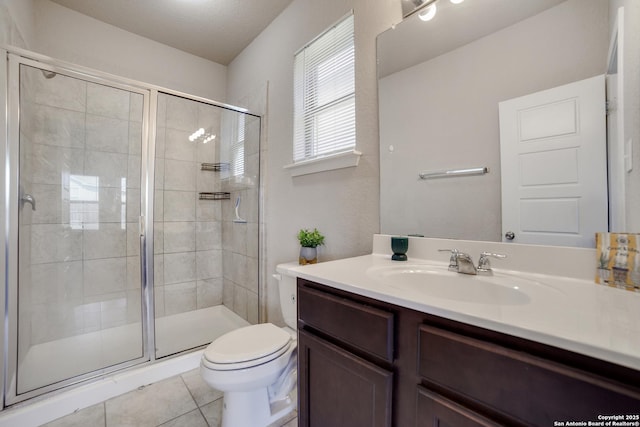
(199, 192), (230, 201)
(201, 162), (230, 172)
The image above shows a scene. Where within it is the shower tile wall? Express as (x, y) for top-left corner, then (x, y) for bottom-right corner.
(18, 66), (144, 353)
(154, 94), (223, 320)
(220, 113), (260, 325)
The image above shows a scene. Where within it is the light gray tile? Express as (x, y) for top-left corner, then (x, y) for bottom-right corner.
(127, 155), (141, 189)
(30, 298), (83, 343)
(195, 197), (221, 221)
(164, 252), (196, 284)
(87, 83), (130, 120)
(181, 368), (223, 407)
(98, 292), (128, 329)
(84, 150), (128, 188)
(165, 96), (198, 131)
(127, 223), (140, 256)
(196, 249), (222, 280)
(154, 127), (166, 159)
(126, 255), (142, 289)
(196, 221), (221, 251)
(31, 261), (83, 304)
(97, 187), (126, 223)
(86, 114), (129, 154)
(41, 403), (105, 427)
(32, 144), (84, 186)
(105, 376), (197, 427)
(247, 290), (259, 325)
(231, 222), (247, 254)
(129, 93), (144, 123)
(156, 94), (167, 126)
(125, 188), (141, 223)
(164, 191), (195, 222)
(83, 257), (126, 296)
(154, 254), (164, 286)
(246, 223), (260, 258)
(222, 279), (233, 308)
(196, 167), (218, 192)
(165, 128), (196, 161)
(159, 409), (208, 427)
(82, 223), (126, 260)
(245, 256), (259, 293)
(200, 399), (223, 427)
(129, 121), (143, 157)
(31, 224), (83, 264)
(154, 190), (164, 222)
(197, 278), (223, 308)
(30, 183), (65, 224)
(164, 159), (196, 192)
(154, 222), (164, 254)
(25, 103), (85, 148)
(231, 252), (247, 285)
(196, 103), (221, 134)
(164, 281), (197, 315)
(164, 222), (196, 253)
(30, 70), (86, 112)
(233, 285), (248, 320)
(154, 283), (165, 317)
(154, 158), (165, 190)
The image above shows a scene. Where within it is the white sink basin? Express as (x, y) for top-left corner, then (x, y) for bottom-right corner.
(366, 263), (560, 305)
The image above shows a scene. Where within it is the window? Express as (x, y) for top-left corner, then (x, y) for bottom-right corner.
(290, 13), (359, 175)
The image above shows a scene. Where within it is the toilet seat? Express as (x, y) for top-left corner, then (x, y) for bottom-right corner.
(203, 323), (292, 371)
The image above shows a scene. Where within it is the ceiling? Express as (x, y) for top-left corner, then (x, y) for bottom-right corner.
(48, 0), (295, 65)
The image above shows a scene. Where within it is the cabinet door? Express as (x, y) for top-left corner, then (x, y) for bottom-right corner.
(298, 329), (393, 427)
(416, 387), (503, 427)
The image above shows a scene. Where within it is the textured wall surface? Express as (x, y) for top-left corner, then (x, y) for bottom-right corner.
(227, 0), (401, 324)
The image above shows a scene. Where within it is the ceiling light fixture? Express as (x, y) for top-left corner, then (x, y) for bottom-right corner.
(418, 3), (437, 21)
(450, 0), (464, 4)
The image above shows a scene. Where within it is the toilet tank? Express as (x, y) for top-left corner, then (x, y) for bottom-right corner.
(275, 263), (299, 330)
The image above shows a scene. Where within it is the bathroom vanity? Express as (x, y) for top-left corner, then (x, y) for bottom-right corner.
(294, 236), (640, 426)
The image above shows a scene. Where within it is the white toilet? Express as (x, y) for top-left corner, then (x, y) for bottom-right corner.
(200, 263), (299, 427)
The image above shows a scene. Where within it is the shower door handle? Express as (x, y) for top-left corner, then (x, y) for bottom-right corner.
(21, 194), (36, 211)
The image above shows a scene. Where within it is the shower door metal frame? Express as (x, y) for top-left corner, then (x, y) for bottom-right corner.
(3, 50), (155, 405)
(1, 45), (263, 408)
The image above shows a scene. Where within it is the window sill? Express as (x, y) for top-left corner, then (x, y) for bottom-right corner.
(284, 150), (362, 177)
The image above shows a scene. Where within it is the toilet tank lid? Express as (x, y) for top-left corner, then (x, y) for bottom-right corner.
(276, 262), (300, 276)
(204, 323), (291, 364)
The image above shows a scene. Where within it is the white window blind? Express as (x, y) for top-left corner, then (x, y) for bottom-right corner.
(293, 13), (355, 163)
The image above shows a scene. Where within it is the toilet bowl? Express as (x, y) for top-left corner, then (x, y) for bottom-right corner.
(200, 263), (299, 427)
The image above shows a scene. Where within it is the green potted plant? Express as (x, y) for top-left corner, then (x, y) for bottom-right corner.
(297, 228), (325, 265)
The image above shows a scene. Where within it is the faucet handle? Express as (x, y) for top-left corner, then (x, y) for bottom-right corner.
(438, 249), (459, 270)
(477, 252), (507, 273)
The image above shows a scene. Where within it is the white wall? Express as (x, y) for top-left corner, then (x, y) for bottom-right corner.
(0, 0), (36, 48)
(227, 0), (400, 323)
(32, 0), (227, 101)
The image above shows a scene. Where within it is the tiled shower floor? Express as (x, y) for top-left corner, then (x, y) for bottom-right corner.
(41, 368), (298, 427)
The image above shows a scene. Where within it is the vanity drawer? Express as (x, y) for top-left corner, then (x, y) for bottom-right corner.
(297, 282), (394, 363)
(418, 325), (640, 425)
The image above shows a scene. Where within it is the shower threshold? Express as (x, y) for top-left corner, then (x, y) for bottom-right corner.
(16, 305), (249, 397)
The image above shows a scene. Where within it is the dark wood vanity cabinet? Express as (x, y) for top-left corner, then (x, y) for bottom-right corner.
(297, 279), (640, 427)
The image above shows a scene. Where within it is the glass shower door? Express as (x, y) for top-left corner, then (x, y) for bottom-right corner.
(13, 61), (147, 398)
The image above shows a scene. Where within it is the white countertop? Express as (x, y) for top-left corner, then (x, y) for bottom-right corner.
(290, 238), (640, 371)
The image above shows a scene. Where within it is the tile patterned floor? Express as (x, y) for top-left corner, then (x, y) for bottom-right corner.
(41, 369), (297, 427)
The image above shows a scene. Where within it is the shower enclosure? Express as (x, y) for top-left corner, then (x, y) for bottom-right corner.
(1, 48), (261, 406)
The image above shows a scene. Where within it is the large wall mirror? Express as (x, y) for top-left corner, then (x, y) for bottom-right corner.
(377, 0), (639, 248)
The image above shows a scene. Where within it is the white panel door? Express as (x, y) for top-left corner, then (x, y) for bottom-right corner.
(499, 74), (608, 247)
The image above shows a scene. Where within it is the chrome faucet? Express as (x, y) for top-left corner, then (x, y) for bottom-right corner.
(439, 249), (506, 275)
(456, 252), (478, 275)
